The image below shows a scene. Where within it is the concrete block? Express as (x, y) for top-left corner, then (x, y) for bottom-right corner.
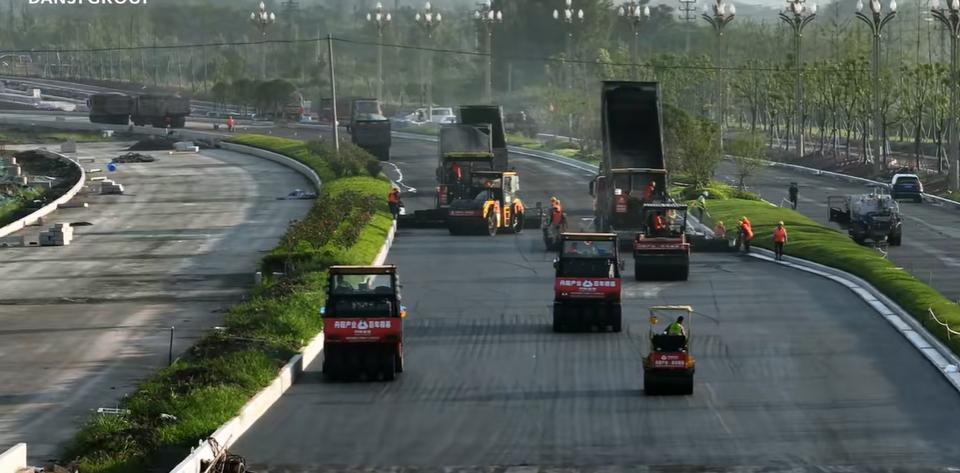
(173, 141), (196, 151)
(53, 222), (71, 230)
(61, 140), (77, 153)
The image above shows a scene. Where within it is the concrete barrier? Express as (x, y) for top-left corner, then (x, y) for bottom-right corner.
(219, 142), (321, 192)
(0, 443), (27, 473)
(168, 221), (396, 473)
(0, 150), (86, 239)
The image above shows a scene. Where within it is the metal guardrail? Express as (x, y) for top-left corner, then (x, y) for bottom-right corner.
(928, 308), (960, 340)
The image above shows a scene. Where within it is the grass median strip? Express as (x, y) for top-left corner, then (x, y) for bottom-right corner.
(66, 137), (392, 473)
(700, 196), (960, 356)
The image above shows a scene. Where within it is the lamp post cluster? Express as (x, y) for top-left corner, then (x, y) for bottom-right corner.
(930, 0), (960, 190)
(415, 2), (442, 111)
(701, 0), (735, 146)
(618, 1), (651, 61)
(367, 2), (392, 101)
(475, 0), (503, 103)
(855, 0), (897, 171)
(250, 1), (276, 80)
(779, 0), (817, 160)
(554, 0), (585, 89)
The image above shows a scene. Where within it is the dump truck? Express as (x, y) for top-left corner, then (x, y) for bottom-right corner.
(591, 81), (668, 240)
(633, 203), (691, 280)
(88, 93), (133, 125)
(552, 233), (622, 333)
(436, 124), (495, 209)
(131, 94), (190, 128)
(828, 190), (903, 246)
(459, 105), (508, 170)
(350, 98), (391, 161)
(447, 170), (524, 236)
(644, 305), (696, 395)
(321, 265), (406, 381)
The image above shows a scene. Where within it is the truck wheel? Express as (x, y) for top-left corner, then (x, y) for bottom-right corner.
(395, 345), (404, 373)
(610, 305), (622, 333)
(486, 212), (498, 236)
(634, 261), (644, 281)
(378, 146), (391, 161)
(552, 305), (564, 333)
(511, 211), (524, 234)
(676, 264), (690, 281)
(889, 232), (902, 246)
(382, 351), (396, 381)
(644, 373), (657, 395)
(683, 375), (695, 395)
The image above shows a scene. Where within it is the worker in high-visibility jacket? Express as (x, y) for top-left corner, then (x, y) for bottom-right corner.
(665, 316), (687, 338)
(549, 196), (564, 228)
(773, 221), (788, 261)
(388, 187), (402, 220)
(226, 116), (236, 132)
(653, 212), (666, 235)
(738, 216), (754, 253)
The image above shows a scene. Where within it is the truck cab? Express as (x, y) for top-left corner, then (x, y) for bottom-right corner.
(552, 233), (622, 332)
(321, 265), (406, 381)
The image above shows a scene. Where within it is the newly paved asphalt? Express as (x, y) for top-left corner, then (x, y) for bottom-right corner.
(715, 161), (960, 301)
(0, 142), (313, 460)
(231, 139), (960, 469)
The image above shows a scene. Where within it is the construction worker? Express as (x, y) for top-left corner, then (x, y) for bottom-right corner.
(695, 191), (709, 219)
(565, 241), (580, 255)
(773, 221), (788, 261)
(665, 316), (687, 337)
(549, 196), (564, 228)
(653, 211), (666, 235)
(644, 180), (657, 202)
(388, 187), (402, 220)
(788, 182), (799, 210)
(226, 115), (236, 132)
(738, 217), (754, 253)
(713, 220), (726, 240)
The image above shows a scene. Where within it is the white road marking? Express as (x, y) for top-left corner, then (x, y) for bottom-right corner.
(384, 162), (417, 193)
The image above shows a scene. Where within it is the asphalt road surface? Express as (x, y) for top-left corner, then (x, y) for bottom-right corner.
(0, 142), (313, 460)
(231, 139), (960, 470)
(715, 161), (960, 301)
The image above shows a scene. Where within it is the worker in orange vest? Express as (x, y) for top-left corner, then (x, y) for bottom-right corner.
(653, 212), (666, 235)
(644, 180), (657, 202)
(226, 115), (236, 132)
(388, 187), (402, 220)
(738, 216), (754, 253)
(549, 196), (565, 229)
(773, 221), (788, 261)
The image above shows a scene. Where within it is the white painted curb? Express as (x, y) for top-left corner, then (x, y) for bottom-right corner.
(0, 150), (85, 238)
(168, 220), (396, 473)
(748, 247), (960, 394)
(218, 142), (321, 192)
(0, 443), (26, 473)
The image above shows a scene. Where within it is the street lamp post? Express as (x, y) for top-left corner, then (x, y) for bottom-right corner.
(701, 0), (736, 147)
(618, 2), (651, 62)
(931, 0), (960, 190)
(855, 0), (897, 172)
(367, 2), (392, 102)
(250, 1), (276, 80)
(415, 2), (442, 114)
(474, 1), (503, 103)
(554, 0), (585, 89)
(779, 0), (817, 160)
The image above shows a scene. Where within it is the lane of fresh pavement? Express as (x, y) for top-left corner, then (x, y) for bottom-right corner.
(0, 142), (313, 459)
(231, 139), (960, 469)
(715, 160), (960, 301)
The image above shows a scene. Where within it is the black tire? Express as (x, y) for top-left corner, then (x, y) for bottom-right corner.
(552, 305), (564, 333)
(915, 196), (923, 203)
(889, 232), (902, 246)
(634, 261), (643, 281)
(644, 373), (656, 395)
(486, 211), (498, 236)
(395, 345), (404, 373)
(448, 224), (462, 236)
(683, 375), (695, 395)
(511, 210), (524, 234)
(378, 146), (391, 161)
(610, 305), (622, 333)
(382, 350), (397, 381)
(676, 263), (690, 281)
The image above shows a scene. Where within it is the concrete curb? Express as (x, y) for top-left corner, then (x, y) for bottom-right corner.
(218, 142), (321, 192)
(0, 443), (26, 473)
(0, 150), (86, 238)
(747, 247), (960, 394)
(168, 220), (397, 473)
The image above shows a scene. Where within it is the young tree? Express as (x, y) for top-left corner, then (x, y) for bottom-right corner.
(728, 133), (765, 190)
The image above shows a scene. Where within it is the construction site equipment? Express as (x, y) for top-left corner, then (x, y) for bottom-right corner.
(591, 81), (667, 241)
(828, 190), (902, 246)
(131, 94), (190, 128)
(321, 265), (406, 381)
(552, 233), (622, 333)
(349, 99), (391, 161)
(38, 222), (73, 246)
(643, 305), (695, 395)
(100, 179), (124, 195)
(435, 124), (495, 209)
(633, 203), (691, 281)
(87, 93), (133, 125)
(447, 170), (524, 236)
(459, 105), (508, 170)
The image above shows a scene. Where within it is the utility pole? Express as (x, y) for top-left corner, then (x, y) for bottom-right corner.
(415, 2), (442, 112)
(366, 2), (391, 101)
(930, 0), (960, 189)
(474, 0), (503, 104)
(328, 34), (340, 153)
(554, 0), (585, 90)
(250, 1), (276, 80)
(619, 1), (652, 63)
(702, 0), (736, 150)
(678, 0), (697, 52)
(780, 0), (817, 160)
(855, 0), (897, 172)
